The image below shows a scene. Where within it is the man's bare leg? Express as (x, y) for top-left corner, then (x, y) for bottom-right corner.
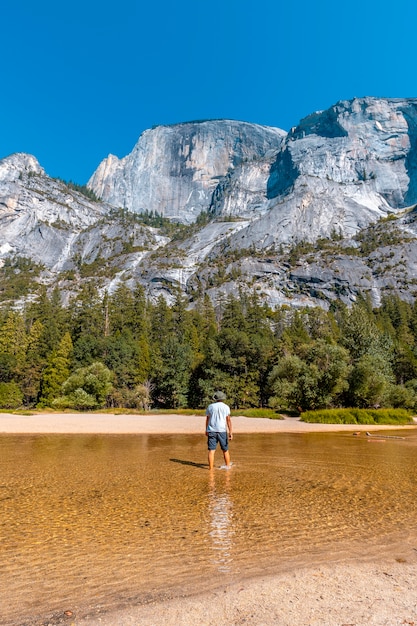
(223, 450), (231, 467)
(208, 449), (215, 470)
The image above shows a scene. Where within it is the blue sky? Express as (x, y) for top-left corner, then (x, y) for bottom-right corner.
(2, 0), (416, 184)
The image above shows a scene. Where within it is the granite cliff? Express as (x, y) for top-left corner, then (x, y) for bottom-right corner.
(1, 97), (417, 309)
(88, 120), (285, 224)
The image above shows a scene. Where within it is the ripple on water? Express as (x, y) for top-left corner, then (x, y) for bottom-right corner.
(0, 431), (416, 624)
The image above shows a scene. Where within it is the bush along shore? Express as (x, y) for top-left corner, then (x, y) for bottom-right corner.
(300, 407), (414, 425)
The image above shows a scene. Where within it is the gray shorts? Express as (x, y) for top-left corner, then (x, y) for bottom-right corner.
(207, 432), (228, 451)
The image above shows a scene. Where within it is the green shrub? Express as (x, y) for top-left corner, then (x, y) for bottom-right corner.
(57, 179), (100, 202)
(108, 385), (151, 411)
(300, 407), (412, 425)
(231, 408), (284, 419)
(52, 388), (99, 410)
(0, 256), (44, 301)
(0, 381), (23, 409)
(53, 362), (113, 409)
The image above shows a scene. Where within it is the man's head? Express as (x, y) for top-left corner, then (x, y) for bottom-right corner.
(213, 391), (227, 402)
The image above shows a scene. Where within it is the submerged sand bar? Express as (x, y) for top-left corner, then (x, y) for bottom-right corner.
(0, 411), (416, 434)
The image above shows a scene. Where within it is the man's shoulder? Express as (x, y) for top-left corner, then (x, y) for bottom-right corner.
(207, 401), (230, 413)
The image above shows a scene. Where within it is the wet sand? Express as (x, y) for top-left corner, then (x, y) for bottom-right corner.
(2, 412), (416, 625)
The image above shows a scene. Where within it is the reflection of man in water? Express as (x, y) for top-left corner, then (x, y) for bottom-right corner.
(205, 391), (233, 470)
(208, 471), (233, 572)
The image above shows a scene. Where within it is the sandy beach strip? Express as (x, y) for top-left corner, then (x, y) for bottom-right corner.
(0, 411), (416, 434)
(74, 559), (417, 626)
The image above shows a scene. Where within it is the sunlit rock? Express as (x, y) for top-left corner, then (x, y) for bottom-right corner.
(88, 120), (285, 223)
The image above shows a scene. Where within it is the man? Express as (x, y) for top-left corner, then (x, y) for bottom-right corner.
(205, 391), (233, 470)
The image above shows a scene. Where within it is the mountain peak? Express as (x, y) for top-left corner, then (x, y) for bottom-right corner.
(0, 153), (44, 183)
(88, 119), (285, 223)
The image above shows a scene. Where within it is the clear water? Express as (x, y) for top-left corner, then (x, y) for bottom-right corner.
(1, 431), (417, 625)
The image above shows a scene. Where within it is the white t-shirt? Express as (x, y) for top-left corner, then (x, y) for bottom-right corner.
(206, 401), (230, 433)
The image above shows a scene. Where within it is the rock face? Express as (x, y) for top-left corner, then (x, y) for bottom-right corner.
(2, 98), (417, 310)
(228, 97), (417, 251)
(88, 120), (285, 223)
(88, 98), (417, 249)
(0, 154), (108, 269)
(0, 154), (161, 288)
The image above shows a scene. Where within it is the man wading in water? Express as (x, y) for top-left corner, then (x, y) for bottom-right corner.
(205, 391), (233, 470)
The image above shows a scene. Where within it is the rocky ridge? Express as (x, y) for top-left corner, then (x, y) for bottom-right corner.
(1, 97), (417, 309)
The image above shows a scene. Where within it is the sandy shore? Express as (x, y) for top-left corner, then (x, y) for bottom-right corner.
(1, 410), (416, 434)
(76, 559), (417, 626)
(3, 412), (416, 625)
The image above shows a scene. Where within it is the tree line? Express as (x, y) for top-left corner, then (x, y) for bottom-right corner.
(1, 284), (417, 412)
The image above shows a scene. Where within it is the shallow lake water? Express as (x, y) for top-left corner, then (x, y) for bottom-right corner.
(1, 430), (417, 625)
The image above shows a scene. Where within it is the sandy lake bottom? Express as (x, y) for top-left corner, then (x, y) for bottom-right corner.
(1, 430), (417, 625)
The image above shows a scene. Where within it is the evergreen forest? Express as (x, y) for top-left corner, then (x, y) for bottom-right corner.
(2, 285), (417, 414)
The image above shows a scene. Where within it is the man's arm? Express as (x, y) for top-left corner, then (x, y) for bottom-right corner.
(205, 414), (209, 435)
(226, 414), (233, 439)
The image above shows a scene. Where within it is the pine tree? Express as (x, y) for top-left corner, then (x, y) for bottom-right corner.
(21, 319), (45, 405)
(150, 335), (192, 408)
(70, 284), (106, 366)
(38, 332), (73, 407)
(108, 283), (136, 335)
(0, 311), (28, 378)
(26, 286), (69, 355)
